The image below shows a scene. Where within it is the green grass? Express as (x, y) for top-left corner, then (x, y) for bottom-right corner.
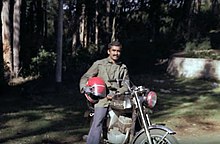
(0, 78), (88, 144)
(0, 103), (88, 143)
(1, 75), (220, 143)
(149, 76), (220, 131)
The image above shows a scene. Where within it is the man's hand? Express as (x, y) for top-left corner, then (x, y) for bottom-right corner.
(81, 86), (91, 94)
(107, 91), (116, 100)
(107, 95), (114, 100)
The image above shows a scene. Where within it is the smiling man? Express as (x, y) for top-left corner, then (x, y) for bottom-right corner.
(79, 41), (129, 144)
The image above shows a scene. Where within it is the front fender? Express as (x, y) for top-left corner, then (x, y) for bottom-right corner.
(132, 124), (176, 142)
(149, 124), (176, 135)
(131, 125), (178, 144)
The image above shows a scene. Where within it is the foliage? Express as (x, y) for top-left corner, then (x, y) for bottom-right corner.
(184, 38), (220, 60)
(184, 38), (211, 52)
(2, 0), (220, 80)
(65, 44), (106, 74)
(29, 49), (56, 77)
(185, 50), (220, 60)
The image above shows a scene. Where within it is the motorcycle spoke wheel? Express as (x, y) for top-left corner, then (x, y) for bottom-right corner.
(132, 129), (179, 144)
(152, 136), (171, 144)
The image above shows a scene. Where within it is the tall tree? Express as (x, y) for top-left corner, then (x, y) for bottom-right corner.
(43, 0), (48, 43)
(183, 0), (194, 40)
(1, 0), (12, 79)
(95, 0), (99, 45)
(71, 1), (79, 56)
(111, 0), (122, 41)
(104, 0), (111, 44)
(79, 4), (86, 47)
(36, 0), (44, 45)
(56, 0), (63, 83)
(13, 0), (22, 78)
(0, 0), (3, 83)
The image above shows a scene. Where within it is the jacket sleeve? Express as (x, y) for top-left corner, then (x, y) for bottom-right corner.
(79, 61), (99, 93)
(117, 66), (130, 94)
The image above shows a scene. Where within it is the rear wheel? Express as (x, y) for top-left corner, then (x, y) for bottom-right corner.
(132, 129), (178, 144)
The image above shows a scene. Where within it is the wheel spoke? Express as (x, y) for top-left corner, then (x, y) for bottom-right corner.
(152, 136), (170, 144)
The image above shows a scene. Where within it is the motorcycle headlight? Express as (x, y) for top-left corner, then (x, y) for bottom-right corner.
(144, 91), (157, 108)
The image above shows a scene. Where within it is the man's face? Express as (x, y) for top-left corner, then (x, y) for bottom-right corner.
(108, 46), (121, 62)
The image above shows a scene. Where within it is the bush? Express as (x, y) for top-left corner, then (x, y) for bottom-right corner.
(30, 49), (56, 77)
(183, 38), (220, 60)
(184, 38), (211, 52)
(186, 50), (220, 60)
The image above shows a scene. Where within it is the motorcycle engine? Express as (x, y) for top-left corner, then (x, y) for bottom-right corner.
(117, 116), (132, 133)
(108, 116), (132, 143)
(108, 127), (126, 144)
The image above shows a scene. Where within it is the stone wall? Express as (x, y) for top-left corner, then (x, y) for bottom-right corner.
(167, 57), (220, 80)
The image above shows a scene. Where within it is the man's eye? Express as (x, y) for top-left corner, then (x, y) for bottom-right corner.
(111, 49), (120, 52)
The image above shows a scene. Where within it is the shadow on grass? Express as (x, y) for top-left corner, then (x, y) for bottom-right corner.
(1, 74), (220, 143)
(0, 77), (88, 143)
(0, 113), (85, 143)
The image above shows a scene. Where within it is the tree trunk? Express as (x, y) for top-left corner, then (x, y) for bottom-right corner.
(84, 13), (87, 48)
(111, 16), (116, 41)
(72, 1), (80, 56)
(36, 0), (43, 40)
(194, 0), (201, 14)
(79, 4), (85, 47)
(0, 0), (3, 84)
(13, 0), (22, 78)
(211, 0), (219, 15)
(72, 32), (77, 56)
(56, 0), (63, 83)
(1, 0), (12, 79)
(43, 0), (47, 42)
(95, 0), (98, 45)
(106, 0), (110, 42)
(185, 0), (194, 40)
(111, 0), (121, 41)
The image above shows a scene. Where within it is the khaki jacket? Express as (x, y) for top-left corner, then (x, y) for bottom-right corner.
(80, 57), (129, 107)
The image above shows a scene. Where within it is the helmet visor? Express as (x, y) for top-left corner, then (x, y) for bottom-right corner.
(92, 84), (106, 97)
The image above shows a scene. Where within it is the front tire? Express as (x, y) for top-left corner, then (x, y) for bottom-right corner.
(132, 129), (178, 144)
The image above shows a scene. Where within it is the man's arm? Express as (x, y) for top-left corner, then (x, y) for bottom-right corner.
(79, 62), (99, 93)
(117, 68), (129, 94)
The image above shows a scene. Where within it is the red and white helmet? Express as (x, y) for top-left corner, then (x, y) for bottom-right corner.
(85, 77), (106, 103)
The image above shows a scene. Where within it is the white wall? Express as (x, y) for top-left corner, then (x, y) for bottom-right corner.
(167, 57), (220, 80)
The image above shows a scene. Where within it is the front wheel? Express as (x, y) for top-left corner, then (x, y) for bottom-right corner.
(132, 129), (179, 144)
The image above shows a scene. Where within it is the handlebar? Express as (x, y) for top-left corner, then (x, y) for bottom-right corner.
(108, 79), (124, 83)
(108, 79), (131, 91)
(108, 79), (150, 93)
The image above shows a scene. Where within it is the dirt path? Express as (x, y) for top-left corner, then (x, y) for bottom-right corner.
(74, 120), (220, 144)
(75, 130), (220, 144)
(177, 132), (220, 144)
(165, 117), (220, 144)
(73, 115), (220, 144)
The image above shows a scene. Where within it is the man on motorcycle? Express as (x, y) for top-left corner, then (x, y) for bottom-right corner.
(80, 41), (130, 144)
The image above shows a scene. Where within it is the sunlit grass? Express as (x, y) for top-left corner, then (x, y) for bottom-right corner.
(151, 76), (220, 124)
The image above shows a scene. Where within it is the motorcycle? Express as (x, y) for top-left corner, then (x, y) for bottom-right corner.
(84, 78), (178, 144)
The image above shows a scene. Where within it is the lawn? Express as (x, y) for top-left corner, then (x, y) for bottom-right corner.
(1, 74), (220, 143)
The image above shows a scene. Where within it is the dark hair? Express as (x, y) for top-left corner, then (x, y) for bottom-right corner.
(108, 41), (122, 49)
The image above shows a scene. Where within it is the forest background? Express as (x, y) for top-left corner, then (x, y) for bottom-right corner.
(1, 0), (220, 84)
